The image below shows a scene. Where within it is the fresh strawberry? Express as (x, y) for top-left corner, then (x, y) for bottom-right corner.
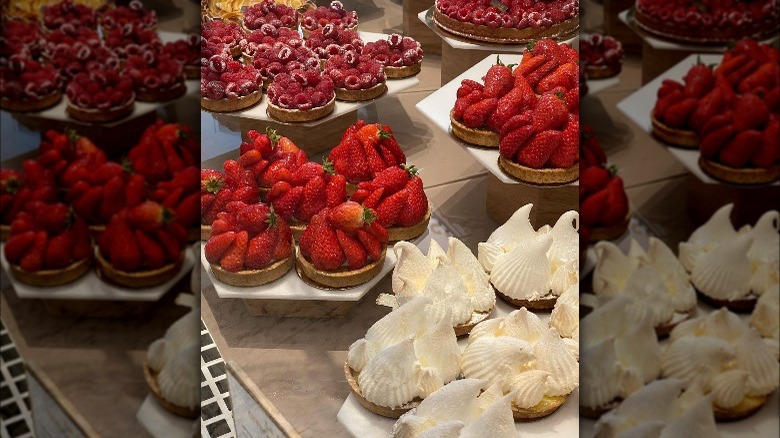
(548, 115), (578, 168)
(515, 53), (546, 77)
(135, 230), (166, 269)
(205, 231), (236, 263)
(376, 190), (407, 227)
(366, 220), (389, 244)
(537, 62), (578, 93)
(397, 177), (427, 227)
(600, 177), (629, 226)
(488, 78), (536, 131)
(297, 176), (327, 221)
(3, 231), (36, 264)
(689, 87), (725, 132)
(35, 203), (71, 234)
(43, 226), (77, 269)
(107, 217), (143, 272)
(653, 89), (685, 119)
(661, 98), (697, 129)
(337, 229), (367, 269)
(579, 166), (611, 196)
(325, 173), (347, 208)
(516, 130), (561, 168)
(732, 94), (770, 131)
(245, 226), (278, 269)
(580, 190), (608, 228)
(369, 165), (412, 194)
(718, 130), (763, 168)
(532, 92), (568, 131)
(269, 184), (303, 220)
(453, 90), (484, 120)
(309, 216), (344, 270)
(328, 201), (376, 233)
(753, 118), (780, 168)
(235, 203), (272, 234)
(273, 219), (293, 260)
(738, 63), (779, 93)
(525, 58), (557, 90)
(462, 98), (498, 129)
(482, 57), (514, 98)
(356, 229), (381, 261)
(220, 230), (249, 272)
(683, 59), (715, 98)
(700, 126), (736, 160)
(19, 230), (47, 272)
(499, 125), (535, 160)
(126, 201), (172, 232)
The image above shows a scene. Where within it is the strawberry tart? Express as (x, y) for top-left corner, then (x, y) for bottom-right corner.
(201, 54), (264, 112)
(301, 1), (358, 38)
(100, 1), (158, 32)
(433, 0), (579, 44)
(266, 69), (336, 122)
(297, 202), (388, 288)
(3, 203), (93, 287)
(305, 23), (364, 62)
(0, 55), (63, 112)
(96, 202), (187, 288)
(579, 33), (624, 79)
(163, 34), (201, 79)
(205, 202), (295, 287)
(362, 34), (424, 79)
(346, 297), (460, 418)
(200, 169), (260, 240)
(324, 50), (387, 101)
(65, 70), (135, 122)
(243, 0), (299, 31)
(328, 121), (407, 188)
(580, 164), (630, 241)
(349, 165), (431, 241)
(634, 0), (780, 44)
(41, 0), (98, 30)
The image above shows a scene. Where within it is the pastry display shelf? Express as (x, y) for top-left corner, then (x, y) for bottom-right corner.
(336, 299), (579, 438)
(416, 52), (578, 228)
(617, 53), (778, 188)
(203, 31), (419, 155)
(418, 7), (578, 84)
(0, 244), (195, 302)
(586, 75), (620, 95)
(618, 8), (779, 84)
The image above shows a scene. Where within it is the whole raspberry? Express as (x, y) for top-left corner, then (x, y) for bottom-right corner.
(344, 75), (361, 90)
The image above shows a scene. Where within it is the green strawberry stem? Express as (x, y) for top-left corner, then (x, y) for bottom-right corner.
(496, 55), (504, 66)
(402, 163), (418, 176)
(121, 157), (134, 174)
(162, 207), (175, 224)
(526, 40), (537, 51)
(378, 128), (392, 139)
(65, 128), (80, 146)
(362, 207), (376, 224)
(608, 165), (619, 175)
(4, 177), (21, 194)
(266, 127), (282, 145)
(266, 206), (278, 228)
(322, 157), (336, 175)
(203, 176), (224, 194)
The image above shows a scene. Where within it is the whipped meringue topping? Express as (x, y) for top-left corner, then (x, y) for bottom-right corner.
(595, 379), (718, 438)
(550, 283), (579, 340)
(146, 308), (200, 409)
(391, 379), (516, 438)
(751, 283), (779, 340)
(392, 238), (495, 327)
(592, 237), (695, 328)
(461, 308), (578, 409)
(478, 204), (578, 301)
(662, 307), (780, 406)
(348, 297), (460, 408)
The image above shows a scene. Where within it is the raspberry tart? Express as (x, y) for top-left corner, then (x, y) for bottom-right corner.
(100, 0), (158, 32)
(305, 23), (364, 63)
(267, 70), (336, 122)
(265, 160), (348, 238)
(243, 0), (299, 31)
(250, 39), (319, 89)
(97, 202), (187, 288)
(202, 20), (245, 58)
(126, 49), (186, 102)
(362, 34), (424, 79)
(50, 42), (120, 83)
(104, 27), (162, 59)
(433, 0), (579, 44)
(329, 121), (407, 188)
(580, 33), (624, 79)
(297, 202), (388, 288)
(634, 0), (780, 44)
(163, 34), (201, 79)
(205, 202), (295, 287)
(324, 51), (387, 101)
(41, 0), (98, 31)
(301, 1), (358, 38)
(350, 164), (431, 241)
(1, 19), (47, 59)
(201, 54), (264, 112)
(65, 70), (135, 122)
(0, 55), (63, 112)
(3, 203), (93, 287)
(44, 24), (102, 53)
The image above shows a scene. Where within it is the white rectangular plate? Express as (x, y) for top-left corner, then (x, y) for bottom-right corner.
(415, 53), (578, 186)
(0, 246), (195, 302)
(616, 53), (778, 186)
(211, 31), (420, 128)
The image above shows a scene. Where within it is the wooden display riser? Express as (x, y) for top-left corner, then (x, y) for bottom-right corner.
(687, 174), (780, 228)
(442, 44), (519, 85)
(604, 0), (642, 55)
(242, 298), (360, 318)
(403, 0), (442, 56)
(641, 41), (700, 85)
(234, 110), (359, 155)
(485, 173), (579, 229)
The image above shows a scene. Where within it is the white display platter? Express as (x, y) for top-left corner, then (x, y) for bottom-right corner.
(587, 76), (620, 95)
(336, 299), (579, 437)
(0, 246), (195, 302)
(579, 298), (780, 437)
(210, 31), (419, 128)
(416, 53), (578, 186)
(418, 7), (578, 51)
(616, 53), (779, 187)
(618, 9), (779, 52)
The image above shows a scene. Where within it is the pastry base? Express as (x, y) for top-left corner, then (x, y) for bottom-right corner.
(66, 97), (134, 123)
(656, 308), (695, 337)
(136, 81), (187, 102)
(210, 250), (294, 287)
(9, 257), (92, 287)
(634, 8), (780, 44)
(498, 156), (579, 186)
(713, 394), (768, 421)
(699, 156), (780, 186)
(143, 362), (199, 419)
(344, 362), (419, 419)
(580, 398), (622, 420)
(496, 288), (557, 311)
(450, 110), (499, 148)
(586, 64), (621, 79)
(0, 90), (62, 112)
(290, 221), (306, 240)
(0, 224), (9, 241)
(454, 309), (492, 337)
(387, 206), (431, 242)
(201, 224), (212, 241)
(695, 289), (758, 313)
(513, 393), (570, 420)
(95, 250), (183, 288)
(184, 64), (199, 80)
(651, 112), (698, 149)
(385, 61), (422, 79)
(201, 90), (263, 112)
(267, 97), (335, 122)
(589, 210), (631, 241)
(88, 225), (105, 240)
(433, 7), (578, 44)
(297, 247), (386, 288)
(334, 82), (387, 102)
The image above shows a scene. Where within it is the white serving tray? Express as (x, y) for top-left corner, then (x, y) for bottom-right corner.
(415, 53), (578, 186)
(587, 76), (620, 95)
(0, 245), (195, 302)
(418, 7), (577, 52)
(207, 31), (420, 128)
(616, 53), (779, 187)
